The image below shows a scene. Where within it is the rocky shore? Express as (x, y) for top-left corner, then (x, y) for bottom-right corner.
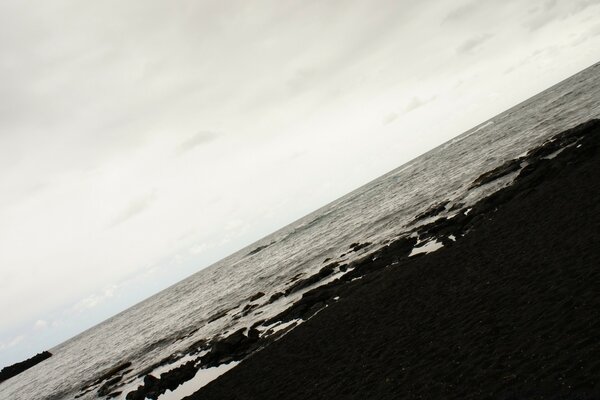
(77, 119), (600, 399)
(185, 119), (600, 399)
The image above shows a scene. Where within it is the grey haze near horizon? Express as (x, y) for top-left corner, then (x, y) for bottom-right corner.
(1, 0), (599, 367)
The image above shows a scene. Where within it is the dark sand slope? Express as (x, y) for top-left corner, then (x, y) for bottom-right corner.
(188, 121), (600, 399)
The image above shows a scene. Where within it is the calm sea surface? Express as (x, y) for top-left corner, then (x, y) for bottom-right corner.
(2, 62), (600, 400)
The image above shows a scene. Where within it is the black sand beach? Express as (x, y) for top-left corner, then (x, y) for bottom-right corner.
(181, 120), (600, 399)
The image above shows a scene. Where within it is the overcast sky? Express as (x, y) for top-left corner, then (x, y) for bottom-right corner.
(1, 0), (599, 367)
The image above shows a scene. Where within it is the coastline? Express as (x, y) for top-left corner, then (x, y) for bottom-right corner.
(63, 119), (600, 399)
(182, 119), (600, 399)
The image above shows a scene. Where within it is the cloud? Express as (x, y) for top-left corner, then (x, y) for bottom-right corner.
(405, 96), (437, 113)
(111, 193), (157, 227)
(189, 243), (208, 255)
(525, 10), (558, 31)
(405, 97), (427, 112)
(33, 320), (48, 331)
(0, 335), (24, 351)
(72, 285), (118, 313)
(583, 22), (600, 39)
(286, 68), (320, 94)
(382, 112), (399, 125)
(456, 33), (493, 54)
(503, 40), (579, 75)
(176, 131), (217, 155)
(565, 21), (600, 47)
(443, 1), (481, 22)
(383, 95), (437, 124)
(524, 0), (600, 31)
(572, 0), (600, 14)
(539, 0), (558, 12)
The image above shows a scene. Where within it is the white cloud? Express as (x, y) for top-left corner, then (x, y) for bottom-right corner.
(176, 131), (218, 155)
(71, 285), (119, 313)
(33, 320), (48, 331)
(189, 243), (208, 255)
(0, 335), (24, 351)
(404, 96), (437, 113)
(456, 33), (494, 54)
(110, 192), (157, 227)
(443, 1), (482, 22)
(524, 0), (600, 31)
(382, 112), (399, 125)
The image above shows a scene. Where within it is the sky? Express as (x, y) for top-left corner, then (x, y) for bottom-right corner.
(1, 0), (599, 367)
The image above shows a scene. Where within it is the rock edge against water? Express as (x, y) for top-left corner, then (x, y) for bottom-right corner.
(0, 351), (52, 384)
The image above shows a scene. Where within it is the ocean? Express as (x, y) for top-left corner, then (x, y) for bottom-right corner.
(2, 61), (600, 400)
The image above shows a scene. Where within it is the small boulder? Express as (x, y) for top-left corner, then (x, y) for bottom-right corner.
(249, 292), (265, 302)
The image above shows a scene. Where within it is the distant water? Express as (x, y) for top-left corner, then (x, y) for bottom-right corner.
(2, 62), (600, 400)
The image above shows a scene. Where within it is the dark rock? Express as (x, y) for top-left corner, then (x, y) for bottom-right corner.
(79, 360), (132, 394)
(207, 308), (232, 324)
(412, 201), (450, 222)
(127, 361), (200, 400)
(126, 386), (145, 400)
(449, 201), (466, 211)
(250, 319), (266, 331)
(238, 303), (259, 317)
(75, 387), (96, 398)
(342, 236), (417, 281)
(0, 351), (52, 383)
(180, 327), (199, 340)
(384, 236), (418, 257)
(186, 339), (207, 355)
(284, 263), (337, 296)
(158, 361), (198, 393)
(268, 292), (285, 303)
(470, 158), (523, 189)
(417, 213), (472, 241)
(263, 278), (348, 325)
(308, 301), (326, 316)
(515, 158), (553, 188)
(349, 242), (372, 252)
(524, 120), (586, 159)
(247, 328), (260, 341)
(126, 375), (161, 400)
(137, 354), (181, 378)
(249, 292), (265, 302)
(440, 236), (455, 247)
(200, 328), (261, 368)
(264, 237), (416, 326)
(247, 243), (273, 256)
(98, 375), (123, 396)
(144, 374), (159, 387)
